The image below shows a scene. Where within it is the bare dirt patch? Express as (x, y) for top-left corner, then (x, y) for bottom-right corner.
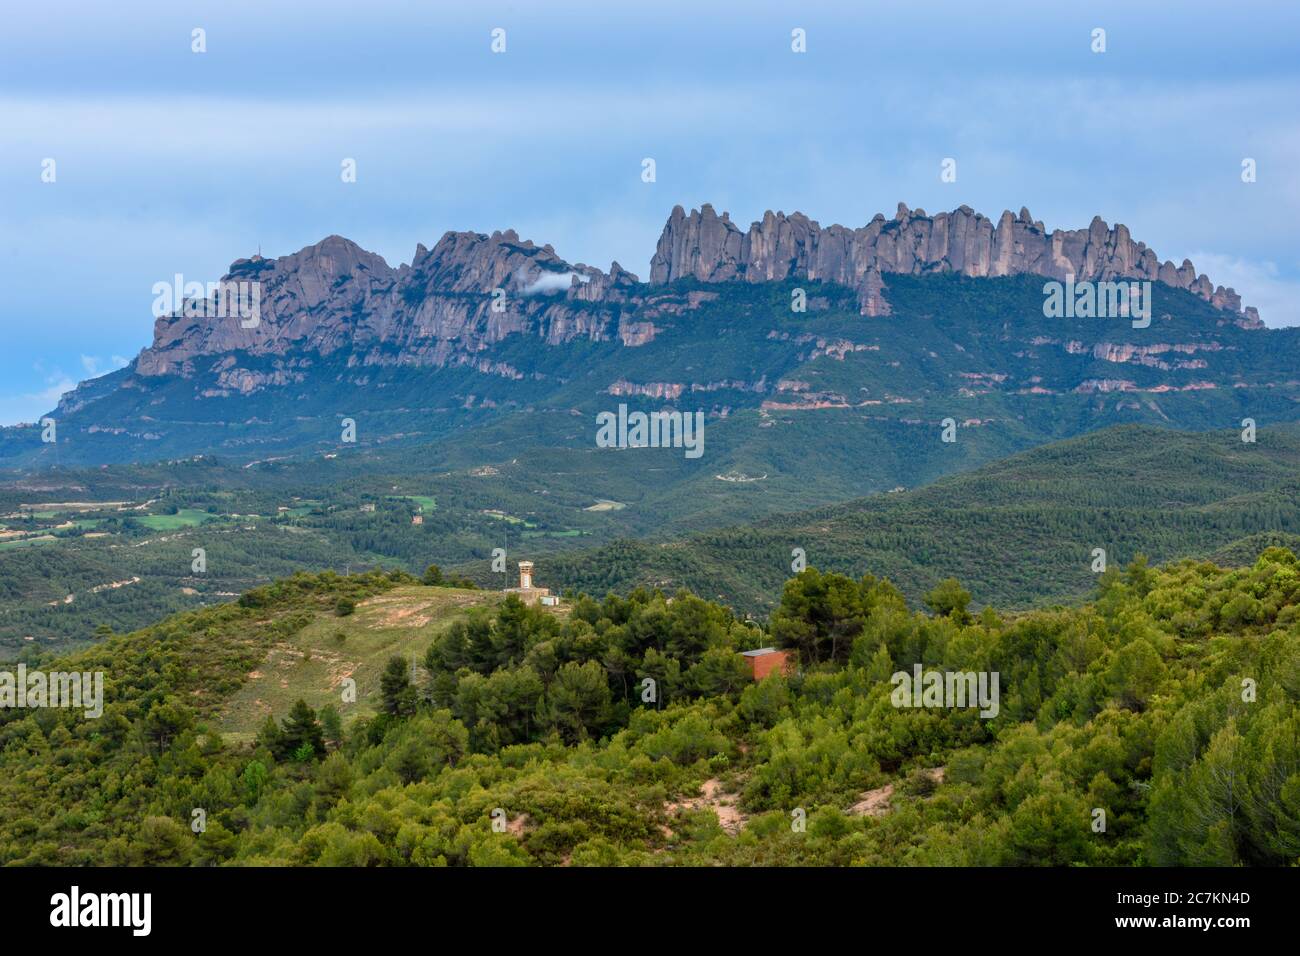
(89, 576), (141, 593)
(371, 599), (438, 629)
(848, 783), (894, 817)
(848, 767), (946, 817)
(361, 590), (488, 629)
(666, 778), (747, 835)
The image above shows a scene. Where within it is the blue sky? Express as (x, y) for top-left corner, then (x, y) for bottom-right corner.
(1, 0), (1297, 424)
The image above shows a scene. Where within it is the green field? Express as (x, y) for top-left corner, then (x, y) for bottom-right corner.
(483, 509), (530, 525)
(0, 535), (55, 551)
(138, 508), (221, 530)
(392, 495), (437, 512)
(215, 586), (500, 739)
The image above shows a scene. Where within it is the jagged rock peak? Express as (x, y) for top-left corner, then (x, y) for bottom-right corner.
(648, 203), (1258, 323)
(134, 224), (643, 377)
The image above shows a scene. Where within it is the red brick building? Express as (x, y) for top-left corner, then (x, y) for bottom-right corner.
(740, 647), (794, 681)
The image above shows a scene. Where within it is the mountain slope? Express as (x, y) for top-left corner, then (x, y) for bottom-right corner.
(536, 423), (1300, 613)
(1, 203), (1286, 471)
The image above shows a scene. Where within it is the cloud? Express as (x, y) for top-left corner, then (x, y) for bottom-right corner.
(521, 272), (586, 296)
(80, 354), (130, 378)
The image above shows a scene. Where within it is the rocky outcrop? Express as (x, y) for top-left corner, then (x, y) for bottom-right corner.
(136, 231), (647, 379)
(649, 203), (1260, 324)
(607, 379), (685, 400)
(132, 202), (1262, 385)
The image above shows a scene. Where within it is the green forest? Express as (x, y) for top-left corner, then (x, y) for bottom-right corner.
(8, 422), (1300, 652)
(1, 545), (1296, 866)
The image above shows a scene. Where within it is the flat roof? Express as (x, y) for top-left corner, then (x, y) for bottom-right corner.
(741, 647), (780, 657)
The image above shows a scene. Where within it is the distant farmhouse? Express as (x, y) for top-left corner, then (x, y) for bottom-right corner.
(506, 561), (559, 606)
(740, 647), (794, 680)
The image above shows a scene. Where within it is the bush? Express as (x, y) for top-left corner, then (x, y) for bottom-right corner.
(901, 768), (940, 798)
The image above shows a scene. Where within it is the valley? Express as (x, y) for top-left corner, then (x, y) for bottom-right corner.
(6, 419), (1300, 656)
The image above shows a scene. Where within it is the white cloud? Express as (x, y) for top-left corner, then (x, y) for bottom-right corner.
(80, 354), (130, 378)
(521, 272), (586, 296)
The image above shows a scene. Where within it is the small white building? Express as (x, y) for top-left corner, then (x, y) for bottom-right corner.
(505, 561), (556, 606)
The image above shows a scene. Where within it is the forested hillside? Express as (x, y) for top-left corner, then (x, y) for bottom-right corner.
(540, 423), (1300, 613)
(8, 422), (1300, 656)
(2, 548), (1296, 867)
(7, 245), (1296, 469)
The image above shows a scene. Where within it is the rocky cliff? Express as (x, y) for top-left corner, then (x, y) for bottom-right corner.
(133, 202), (1262, 381)
(137, 230), (646, 379)
(649, 203), (1261, 325)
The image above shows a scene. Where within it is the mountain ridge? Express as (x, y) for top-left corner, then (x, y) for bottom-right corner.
(5, 202), (1292, 470)
(652, 203), (1262, 322)
(128, 201), (1263, 386)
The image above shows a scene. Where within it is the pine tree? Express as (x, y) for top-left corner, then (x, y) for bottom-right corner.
(381, 656), (416, 715)
(319, 704), (344, 748)
(279, 699), (325, 760)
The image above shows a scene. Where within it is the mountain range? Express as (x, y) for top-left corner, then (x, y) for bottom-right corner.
(3, 202), (1289, 473)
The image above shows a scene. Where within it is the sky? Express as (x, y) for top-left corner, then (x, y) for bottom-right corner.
(1, 0), (1297, 424)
